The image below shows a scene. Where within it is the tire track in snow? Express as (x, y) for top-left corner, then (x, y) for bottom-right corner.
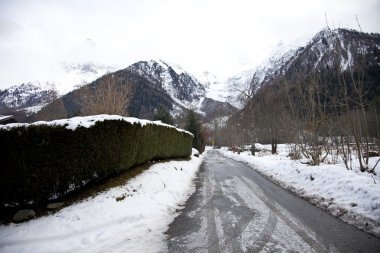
(239, 176), (328, 253)
(205, 173), (220, 253)
(214, 179), (243, 252)
(223, 176), (278, 253)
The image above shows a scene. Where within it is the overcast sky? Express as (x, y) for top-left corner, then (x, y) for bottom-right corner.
(1, 0), (379, 92)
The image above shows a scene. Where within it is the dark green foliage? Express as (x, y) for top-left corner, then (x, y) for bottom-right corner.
(185, 110), (205, 153)
(0, 120), (192, 205)
(153, 106), (174, 125)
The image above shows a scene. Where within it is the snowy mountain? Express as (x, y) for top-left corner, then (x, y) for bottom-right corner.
(126, 60), (238, 118)
(63, 62), (112, 75)
(233, 28), (380, 127)
(32, 60), (237, 122)
(195, 71), (222, 99)
(194, 42), (304, 109)
(252, 41), (300, 86)
(127, 60), (206, 109)
(0, 82), (57, 116)
(194, 69), (254, 109)
(293, 28), (380, 71)
(59, 62), (115, 92)
(200, 98), (237, 120)
(0, 61), (117, 121)
(253, 28), (380, 87)
(63, 62), (114, 80)
(227, 28), (380, 110)
(223, 70), (256, 108)
(0, 61), (114, 110)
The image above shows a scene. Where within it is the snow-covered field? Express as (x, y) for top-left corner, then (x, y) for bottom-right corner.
(0, 155), (203, 253)
(219, 145), (380, 237)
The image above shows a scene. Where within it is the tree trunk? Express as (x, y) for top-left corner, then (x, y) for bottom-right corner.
(271, 137), (277, 154)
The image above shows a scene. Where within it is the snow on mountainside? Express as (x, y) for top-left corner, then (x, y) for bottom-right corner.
(63, 62), (114, 77)
(194, 43), (301, 109)
(2, 59), (240, 119)
(196, 71), (222, 99)
(233, 28), (380, 137)
(127, 60), (206, 110)
(0, 62), (114, 110)
(0, 62), (116, 120)
(195, 69), (254, 109)
(0, 82), (57, 115)
(254, 28), (380, 86)
(60, 62), (115, 92)
(223, 70), (255, 108)
(253, 41), (300, 86)
(198, 28), (380, 110)
(26, 60), (238, 122)
(302, 28), (380, 70)
(126, 60), (240, 119)
(193, 40), (306, 109)
(227, 28), (380, 112)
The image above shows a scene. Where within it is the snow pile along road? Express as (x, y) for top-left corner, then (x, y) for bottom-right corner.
(0, 156), (202, 253)
(219, 145), (380, 237)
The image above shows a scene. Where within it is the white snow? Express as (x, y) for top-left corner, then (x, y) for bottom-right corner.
(48, 62), (115, 95)
(0, 156), (203, 253)
(0, 114), (193, 136)
(0, 115), (14, 122)
(219, 144), (380, 237)
(194, 69), (254, 109)
(194, 41), (305, 109)
(191, 148), (199, 157)
(0, 82), (55, 109)
(2, 62), (115, 96)
(18, 104), (47, 115)
(129, 60), (207, 112)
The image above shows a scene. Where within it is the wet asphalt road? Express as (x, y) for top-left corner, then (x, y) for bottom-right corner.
(166, 151), (380, 252)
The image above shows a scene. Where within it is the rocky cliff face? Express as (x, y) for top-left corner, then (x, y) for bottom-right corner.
(127, 60), (206, 108)
(253, 28), (380, 87)
(0, 82), (57, 116)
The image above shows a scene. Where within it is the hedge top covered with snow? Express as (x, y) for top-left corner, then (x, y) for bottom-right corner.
(0, 114), (194, 205)
(0, 114), (193, 136)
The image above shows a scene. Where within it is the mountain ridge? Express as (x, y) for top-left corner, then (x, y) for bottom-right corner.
(230, 27), (380, 145)
(19, 60), (237, 122)
(2, 28), (378, 124)
(0, 82), (57, 117)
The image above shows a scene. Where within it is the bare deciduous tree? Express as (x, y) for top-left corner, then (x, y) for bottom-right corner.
(329, 29), (380, 173)
(77, 74), (133, 116)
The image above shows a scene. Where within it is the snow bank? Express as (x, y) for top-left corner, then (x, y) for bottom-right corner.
(219, 145), (380, 237)
(0, 156), (203, 253)
(0, 114), (192, 136)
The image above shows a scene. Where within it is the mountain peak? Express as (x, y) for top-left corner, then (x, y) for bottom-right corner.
(0, 82), (57, 115)
(127, 60), (206, 108)
(300, 27), (380, 72)
(251, 27), (380, 89)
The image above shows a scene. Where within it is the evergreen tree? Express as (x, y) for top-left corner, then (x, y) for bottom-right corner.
(153, 106), (174, 125)
(185, 110), (205, 153)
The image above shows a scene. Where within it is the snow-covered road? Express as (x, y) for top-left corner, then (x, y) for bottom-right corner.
(2, 150), (380, 252)
(220, 145), (380, 237)
(167, 151), (380, 252)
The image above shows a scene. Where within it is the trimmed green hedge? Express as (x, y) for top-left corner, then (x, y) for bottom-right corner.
(0, 118), (192, 205)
